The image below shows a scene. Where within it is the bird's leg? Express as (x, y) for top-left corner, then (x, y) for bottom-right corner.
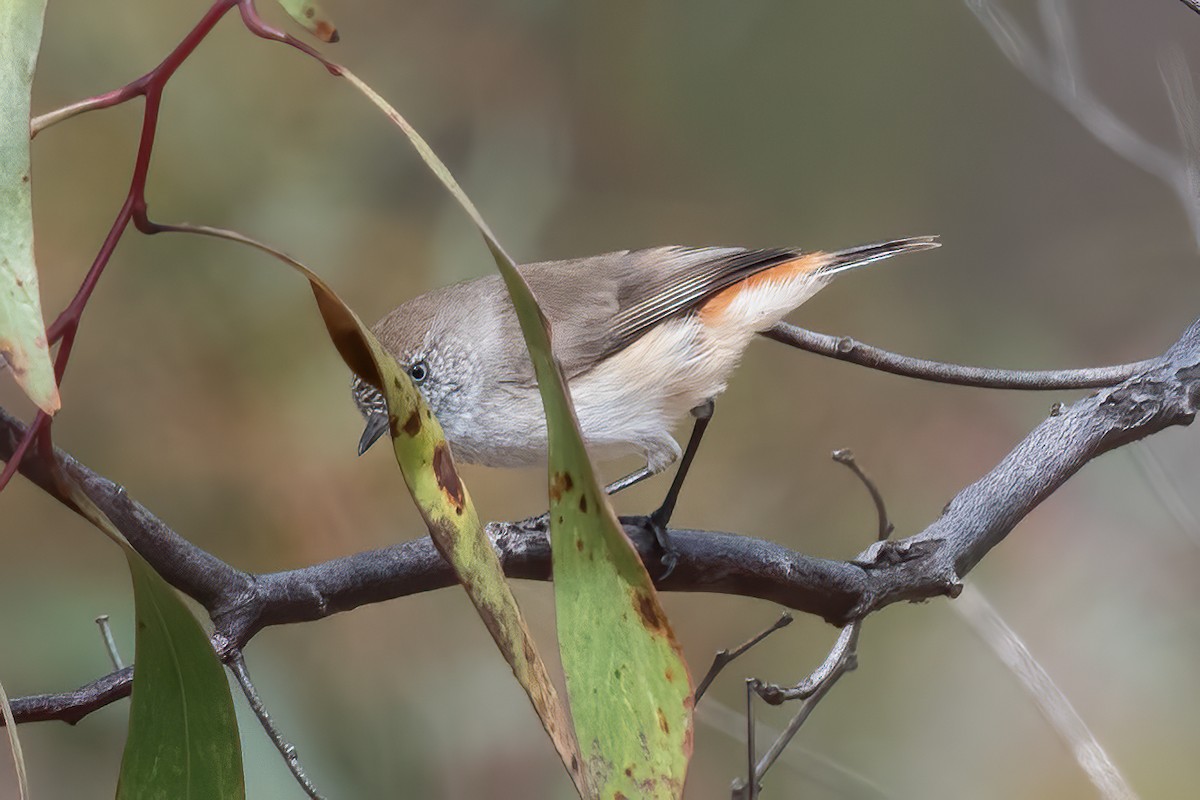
(651, 399), (714, 530)
(627, 399), (713, 578)
(524, 401), (716, 577)
(604, 466), (655, 495)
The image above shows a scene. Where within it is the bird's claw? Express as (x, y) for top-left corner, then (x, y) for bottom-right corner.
(521, 510), (677, 578)
(647, 510), (679, 581)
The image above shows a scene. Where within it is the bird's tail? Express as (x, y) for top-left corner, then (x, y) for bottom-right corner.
(818, 235), (940, 277)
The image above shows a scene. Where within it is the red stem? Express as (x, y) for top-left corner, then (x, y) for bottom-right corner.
(48, 1), (239, 341)
(237, 0), (341, 74)
(4, 1), (240, 494)
(5, 0), (341, 495)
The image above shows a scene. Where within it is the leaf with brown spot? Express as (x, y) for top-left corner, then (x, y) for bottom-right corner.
(294, 269), (587, 794)
(432, 443), (465, 508)
(157, 223), (588, 797)
(402, 410), (422, 437)
(275, 0), (339, 43)
(0, 0), (59, 415)
(331, 66), (692, 798)
(297, 262), (588, 796)
(550, 470), (574, 502)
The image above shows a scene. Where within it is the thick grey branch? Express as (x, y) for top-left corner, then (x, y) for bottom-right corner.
(2, 315), (1198, 728)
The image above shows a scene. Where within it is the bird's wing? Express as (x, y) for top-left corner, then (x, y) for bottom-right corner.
(517, 246), (798, 378)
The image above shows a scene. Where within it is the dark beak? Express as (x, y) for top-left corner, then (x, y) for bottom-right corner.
(357, 413), (389, 456)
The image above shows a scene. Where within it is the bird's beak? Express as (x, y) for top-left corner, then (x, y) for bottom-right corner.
(357, 413), (389, 456)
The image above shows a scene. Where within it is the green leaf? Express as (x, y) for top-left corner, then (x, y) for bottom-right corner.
(305, 255), (590, 796)
(55, 478), (244, 800)
(170, 223), (587, 796)
(301, 253), (590, 797)
(116, 551), (245, 800)
(0, 0), (59, 415)
(275, 0), (339, 43)
(339, 68), (695, 797)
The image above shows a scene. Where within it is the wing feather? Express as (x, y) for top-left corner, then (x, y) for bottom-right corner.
(519, 246), (798, 378)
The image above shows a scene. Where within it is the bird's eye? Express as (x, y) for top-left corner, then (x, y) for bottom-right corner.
(408, 360), (429, 384)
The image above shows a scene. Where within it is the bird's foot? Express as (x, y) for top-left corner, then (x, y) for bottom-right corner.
(646, 507), (679, 580)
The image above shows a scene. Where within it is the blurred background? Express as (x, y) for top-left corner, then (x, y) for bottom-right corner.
(2, 0), (1198, 797)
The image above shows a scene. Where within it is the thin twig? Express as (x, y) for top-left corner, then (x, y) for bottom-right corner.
(694, 612), (793, 703)
(735, 451), (892, 794)
(94, 615), (124, 670)
(1158, 47), (1200, 236)
(31, 85), (142, 137)
(953, 585), (1140, 800)
(752, 624), (861, 785)
(752, 624), (860, 707)
(763, 323), (1154, 390)
(745, 680), (757, 800)
(228, 652), (325, 800)
(967, 0), (1200, 247)
(1039, 0), (1081, 97)
(700, 699), (889, 800)
(4, 667), (133, 726)
(832, 449), (893, 541)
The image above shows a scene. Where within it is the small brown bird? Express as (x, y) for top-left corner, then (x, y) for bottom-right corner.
(353, 237), (937, 562)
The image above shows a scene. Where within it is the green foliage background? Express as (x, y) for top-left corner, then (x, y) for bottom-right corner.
(1, 1), (1197, 798)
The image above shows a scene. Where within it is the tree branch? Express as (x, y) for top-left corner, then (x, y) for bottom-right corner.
(7, 668), (133, 726)
(2, 315), (1198, 727)
(763, 323), (1156, 390)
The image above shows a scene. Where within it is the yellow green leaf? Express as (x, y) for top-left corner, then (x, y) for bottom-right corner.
(172, 223), (588, 796)
(303, 256), (591, 797)
(275, 0), (339, 43)
(0, 0), (60, 415)
(338, 67), (695, 797)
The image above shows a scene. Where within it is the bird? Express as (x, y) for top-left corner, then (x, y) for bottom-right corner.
(351, 236), (937, 564)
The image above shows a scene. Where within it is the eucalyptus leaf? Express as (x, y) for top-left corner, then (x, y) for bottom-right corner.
(339, 67), (695, 798)
(275, 0), (338, 43)
(297, 251), (590, 798)
(171, 222), (588, 797)
(56, 478), (244, 800)
(116, 551), (245, 800)
(0, 0), (60, 415)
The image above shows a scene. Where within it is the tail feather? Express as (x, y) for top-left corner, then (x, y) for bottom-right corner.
(819, 235), (940, 277)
